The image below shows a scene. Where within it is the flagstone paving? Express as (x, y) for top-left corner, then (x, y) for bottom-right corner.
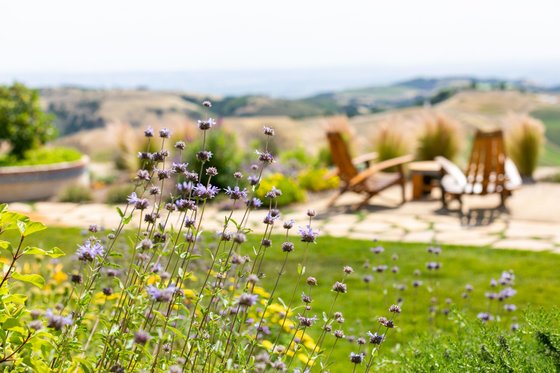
(8, 181), (560, 253)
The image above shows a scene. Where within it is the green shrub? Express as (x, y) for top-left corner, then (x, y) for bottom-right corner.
(298, 168), (339, 192)
(256, 173), (306, 206)
(105, 184), (135, 204)
(372, 121), (411, 161)
(416, 113), (461, 161)
(58, 185), (93, 203)
(506, 114), (545, 178)
(0, 147), (82, 167)
(400, 308), (560, 372)
(183, 127), (243, 189)
(314, 145), (334, 168)
(0, 83), (56, 158)
(279, 146), (314, 168)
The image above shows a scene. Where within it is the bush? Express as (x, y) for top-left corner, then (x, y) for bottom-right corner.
(372, 120), (411, 162)
(105, 184), (135, 204)
(0, 83), (56, 158)
(0, 147), (82, 167)
(505, 114), (545, 178)
(279, 146), (315, 169)
(416, 113), (461, 161)
(298, 168), (339, 192)
(400, 308), (560, 372)
(183, 127), (243, 189)
(58, 184), (93, 203)
(256, 172), (306, 206)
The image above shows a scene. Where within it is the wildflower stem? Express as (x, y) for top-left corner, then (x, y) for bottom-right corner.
(0, 235), (25, 289)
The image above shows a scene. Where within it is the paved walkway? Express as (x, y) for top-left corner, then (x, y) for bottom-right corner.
(9, 182), (560, 254)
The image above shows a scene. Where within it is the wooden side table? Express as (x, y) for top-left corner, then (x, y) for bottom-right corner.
(409, 161), (442, 200)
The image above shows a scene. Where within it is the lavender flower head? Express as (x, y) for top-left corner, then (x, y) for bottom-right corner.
(193, 183), (220, 199)
(225, 186), (248, 200)
(246, 197), (262, 209)
(298, 225), (319, 243)
(198, 118), (216, 130)
(263, 126), (275, 136)
(144, 127), (154, 137)
(350, 352), (365, 364)
(146, 284), (176, 302)
(297, 314), (318, 327)
(236, 293), (258, 308)
(367, 331), (385, 344)
(159, 128), (171, 138)
(127, 192), (140, 205)
(76, 240), (104, 262)
(45, 309), (73, 330)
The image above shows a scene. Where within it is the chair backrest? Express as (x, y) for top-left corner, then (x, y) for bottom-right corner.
(465, 130), (507, 195)
(326, 131), (358, 183)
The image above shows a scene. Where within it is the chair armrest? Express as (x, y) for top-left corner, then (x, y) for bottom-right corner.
(352, 152), (378, 167)
(349, 154), (413, 187)
(505, 158), (522, 190)
(435, 156), (467, 186)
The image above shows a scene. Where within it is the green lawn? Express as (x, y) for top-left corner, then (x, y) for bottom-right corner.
(15, 227), (560, 372)
(532, 108), (560, 166)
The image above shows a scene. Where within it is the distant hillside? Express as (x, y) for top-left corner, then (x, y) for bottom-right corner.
(41, 76), (550, 137)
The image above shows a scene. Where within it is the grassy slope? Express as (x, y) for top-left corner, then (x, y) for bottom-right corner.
(16, 227), (560, 372)
(532, 108), (560, 166)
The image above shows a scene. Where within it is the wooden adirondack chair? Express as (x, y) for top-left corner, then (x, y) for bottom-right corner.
(326, 131), (413, 208)
(436, 129), (522, 208)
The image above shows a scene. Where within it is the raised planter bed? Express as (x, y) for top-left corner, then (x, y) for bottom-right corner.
(0, 156), (89, 202)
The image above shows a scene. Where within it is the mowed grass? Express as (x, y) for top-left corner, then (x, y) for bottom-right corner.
(13, 227), (560, 372)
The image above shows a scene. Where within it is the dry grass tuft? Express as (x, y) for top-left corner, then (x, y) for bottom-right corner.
(505, 114), (545, 178)
(416, 112), (461, 161)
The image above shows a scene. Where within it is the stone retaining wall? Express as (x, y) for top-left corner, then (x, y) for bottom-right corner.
(0, 157), (89, 202)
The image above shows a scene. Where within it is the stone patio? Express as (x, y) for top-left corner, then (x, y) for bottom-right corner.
(8, 181), (560, 254)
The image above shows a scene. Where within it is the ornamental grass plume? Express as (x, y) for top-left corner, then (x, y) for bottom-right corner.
(416, 112), (461, 161)
(371, 117), (412, 162)
(505, 114), (545, 178)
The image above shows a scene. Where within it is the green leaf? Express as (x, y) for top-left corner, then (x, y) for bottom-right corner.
(3, 293), (27, 304)
(0, 204), (7, 213)
(11, 272), (45, 288)
(0, 240), (11, 252)
(23, 246), (65, 258)
(123, 214), (133, 225)
(22, 221), (46, 236)
(16, 219), (27, 235)
(116, 206), (124, 218)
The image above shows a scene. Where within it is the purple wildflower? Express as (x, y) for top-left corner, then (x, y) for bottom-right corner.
(246, 197), (262, 209)
(236, 293), (258, 308)
(197, 118), (216, 130)
(159, 128), (171, 138)
(298, 225), (319, 243)
(144, 127), (154, 137)
(76, 240), (104, 262)
(225, 186), (247, 200)
(477, 312), (494, 322)
(193, 183), (220, 199)
(127, 192), (140, 205)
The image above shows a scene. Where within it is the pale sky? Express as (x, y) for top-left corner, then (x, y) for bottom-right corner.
(1, 0), (559, 73)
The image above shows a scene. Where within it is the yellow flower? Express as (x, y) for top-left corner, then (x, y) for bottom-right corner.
(183, 289), (196, 299)
(93, 291), (120, 304)
(52, 270), (68, 284)
(147, 275), (160, 285)
(303, 339), (316, 351)
(297, 353), (314, 366)
(253, 286), (270, 298)
(282, 320), (295, 332)
(261, 340), (273, 351)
